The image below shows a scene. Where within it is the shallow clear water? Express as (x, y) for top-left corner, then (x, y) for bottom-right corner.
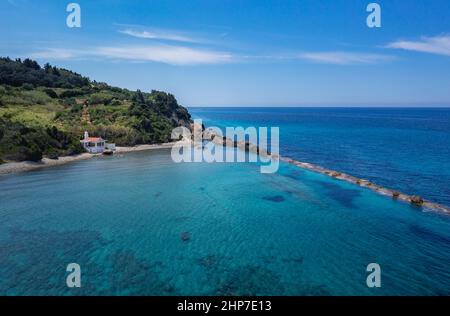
(1, 149), (449, 295)
(190, 107), (450, 207)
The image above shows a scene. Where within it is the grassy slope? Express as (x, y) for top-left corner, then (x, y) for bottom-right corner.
(0, 58), (191, 162)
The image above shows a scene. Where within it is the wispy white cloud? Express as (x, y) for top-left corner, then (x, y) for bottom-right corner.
(386, 35), (450, 57)
(30, 47), (393, 66)
(31, 48), (77, 60)
(297, 51), (393, 65)
(119, 28), (199, 43)
(94, 45), (232, 65)
(30, 45), (233, 65)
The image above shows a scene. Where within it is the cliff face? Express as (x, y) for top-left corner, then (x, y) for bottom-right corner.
(0, 57), (192, 162)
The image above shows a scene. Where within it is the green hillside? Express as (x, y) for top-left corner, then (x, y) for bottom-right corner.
(0, 57), (191, 162)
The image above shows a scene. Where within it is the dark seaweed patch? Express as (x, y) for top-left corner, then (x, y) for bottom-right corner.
(0, 228), (108, 295)
(194, 253), (329, 295)
(409, 224), (450, 245)
(262, 195), (285, 203)
(214, 265), (285, 296)
(0, 228), (176, 295)
(281, 170), (304, 181)
(318, 181), (361, 208)
(108, 250), (176, 295)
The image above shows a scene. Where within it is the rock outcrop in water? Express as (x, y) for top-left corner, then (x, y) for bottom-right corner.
(181, 232), (190, 242)
(410, 196), (424, 206)
(392, 191), (400, 199)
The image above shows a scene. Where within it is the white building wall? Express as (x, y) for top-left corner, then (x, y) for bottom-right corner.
(81, 142), (105, 153)
(87, 145), (105, 153)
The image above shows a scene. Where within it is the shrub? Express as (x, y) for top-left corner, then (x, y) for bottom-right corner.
(60, 89), (84, 98)
(110, 99), (122, 106)
(43, 88), (58, 98)
(89, 92), (114, 105)
(22, 83), (34, 90)
(66, 142), (84, 155)
(71, 104), (83, 113)
(45, 148), (60, 160)
(22, 90), (49, 105)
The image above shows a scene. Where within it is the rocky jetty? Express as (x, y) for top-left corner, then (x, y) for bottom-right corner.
(280, 157), (450, 215)
(203, 130), (273, 158)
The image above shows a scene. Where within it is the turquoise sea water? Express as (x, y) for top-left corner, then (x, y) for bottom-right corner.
(190, 107), (450, 207)
(0, 108), (450, 295)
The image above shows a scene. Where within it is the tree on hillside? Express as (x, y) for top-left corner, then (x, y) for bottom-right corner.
(44, 63), (52, 73)
(23, 58), (41, 70)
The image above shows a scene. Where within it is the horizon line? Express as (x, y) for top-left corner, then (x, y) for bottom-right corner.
(187, 104), (450, 108)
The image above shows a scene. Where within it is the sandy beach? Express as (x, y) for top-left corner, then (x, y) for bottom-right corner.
(0, 143), (179, 176)
(0, 153), (95, 176)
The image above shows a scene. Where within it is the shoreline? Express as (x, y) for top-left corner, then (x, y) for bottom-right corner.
(1, 139), (449, 216)
(0, 143), (177, 176)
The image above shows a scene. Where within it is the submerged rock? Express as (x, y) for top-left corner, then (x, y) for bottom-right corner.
(181, 232), (190, 241)
(197, 255), (218, 268)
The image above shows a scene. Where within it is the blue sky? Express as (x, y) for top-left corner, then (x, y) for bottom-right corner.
(1, 0), (450, 106)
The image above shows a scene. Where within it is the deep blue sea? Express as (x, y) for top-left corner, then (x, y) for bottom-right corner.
(0, 107), (449, 295)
